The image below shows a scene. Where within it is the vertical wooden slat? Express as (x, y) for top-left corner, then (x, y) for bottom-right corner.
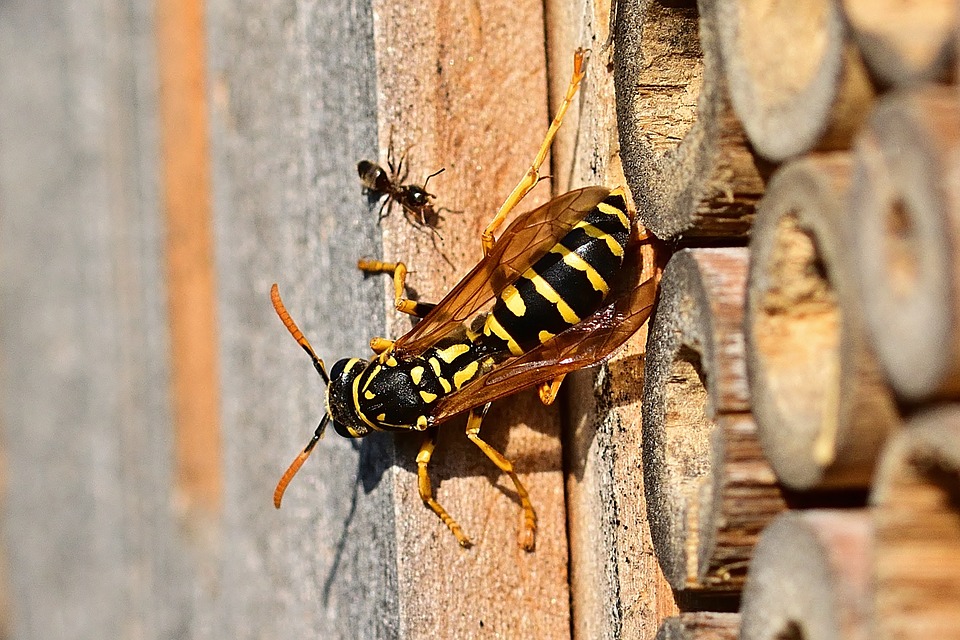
(0, 0), (197, 636)
(203, 0), (397, 637)
(548, 1), (680, 638)
(157, 0), (222, 517)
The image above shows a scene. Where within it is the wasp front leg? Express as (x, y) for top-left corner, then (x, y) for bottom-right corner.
(481, 48), (587, 255)
(417, 429), (472, 548)
(357, 259), (437, 318)
(465, 404), (537, 551)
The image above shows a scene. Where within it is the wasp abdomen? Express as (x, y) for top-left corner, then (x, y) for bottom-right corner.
(483, 193), (631, 355)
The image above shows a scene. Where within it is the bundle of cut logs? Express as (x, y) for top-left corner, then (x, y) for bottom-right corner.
(604, 1), (960, 638)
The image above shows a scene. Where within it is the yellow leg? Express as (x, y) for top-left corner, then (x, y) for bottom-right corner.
(481, 48), (588, 256)
(417, 430), (472, 548)
(465, 404), (537, 551)
(538, 374), (567, 405)
(369, 337), (394, 354)
(357, 258), (436, 318)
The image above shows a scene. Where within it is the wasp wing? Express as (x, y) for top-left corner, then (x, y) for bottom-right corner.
(432, 236), (661, 422)
(394, 186), (611, 356)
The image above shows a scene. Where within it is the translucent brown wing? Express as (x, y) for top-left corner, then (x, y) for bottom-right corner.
(393, 186), (611, 357)
(431, 236), (662, 423)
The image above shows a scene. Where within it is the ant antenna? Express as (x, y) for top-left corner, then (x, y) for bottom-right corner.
(421, 167), (445, 192)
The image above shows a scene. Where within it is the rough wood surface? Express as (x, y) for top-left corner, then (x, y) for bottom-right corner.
(203, 0), (400, 636)
(740, 510), (872, 640)
(656, 612), (740, 640)
(715, 0), (876, 162)
(699, 414), (786, 591)
(849, 87), (960, 401)
(871, 407), (960, 640)
(841, 0), (957, 87)
(642, 248), (757, 591)
(0, 0), (197, 637)
(615, 0), (764, 239)
(547, 2), (680, 638)
(367, 1), (573, 637)
(746, 154), (899, 490)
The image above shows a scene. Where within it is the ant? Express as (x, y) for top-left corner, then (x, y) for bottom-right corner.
(357, 144), (446, 230)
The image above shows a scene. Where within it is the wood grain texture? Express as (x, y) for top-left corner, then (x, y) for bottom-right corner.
(615, 0), (765, 239)
(849, 87), (960, 401)
(203, 0), (397, 637)
(740, 510), (872, 640)
(871, 407), (960, 640)
(715, 0), (876, 162)
(746, 154), (899, 490)
(656, 612), (740, 640)
(157, 0), (222, 517)
(0, 0), (198, 637)
(700, 414), (785, 591)
(546, 1), (680, 638)
(841, 0), (957, 88)
(365, 1), (573, 637)
(642, 248), (762, 592)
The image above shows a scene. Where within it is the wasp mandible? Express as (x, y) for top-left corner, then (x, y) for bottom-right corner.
(272, 49), (661, 551)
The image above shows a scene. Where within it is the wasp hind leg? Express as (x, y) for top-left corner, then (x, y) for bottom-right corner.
(538, 374), (567, 405)
(465, 404), (537, 551)
(481, 48), (587, 256)
(357, 259), (437, 318)
(418, 429), (472, 548)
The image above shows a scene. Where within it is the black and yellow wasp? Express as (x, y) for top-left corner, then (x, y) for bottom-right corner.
(271, 50), (661, 550)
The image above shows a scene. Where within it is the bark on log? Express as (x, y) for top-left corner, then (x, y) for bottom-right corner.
(849, 87), (960, 401)
(871, 406), (960, 640)
(746, 154), (900, 490)
(715, 0), (875, 162)
(615, 0), (764, 239)
(656, 612), (740, 640)
(740, 510), (872, 640)
(644, 248), (784, 591)
(841, 0), (957, 88)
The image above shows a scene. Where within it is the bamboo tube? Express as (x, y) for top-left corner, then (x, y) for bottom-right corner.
(841, 0), (956, 87)
(740, 510), (872, 640)
(715, 0), (875, 161)
(614, 0), (764, 239)
(746, 154), (899, 490)
(871, 406), (960, 640)
(656, 612), (740, 640)
(849, 87), (960, 400)
(643, 248), (784, 591)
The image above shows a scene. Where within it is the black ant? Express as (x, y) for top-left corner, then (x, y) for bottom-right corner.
(357, 149), (446, 230)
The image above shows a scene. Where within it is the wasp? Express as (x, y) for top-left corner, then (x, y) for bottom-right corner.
(272, 49), (661, 550)
(357, 150), (445, 229)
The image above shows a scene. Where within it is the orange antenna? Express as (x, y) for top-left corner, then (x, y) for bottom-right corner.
(270, 283), (328, 383)
(274, 414), (330, 508)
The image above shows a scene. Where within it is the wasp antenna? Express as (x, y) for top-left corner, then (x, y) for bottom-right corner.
(270, 283), (329, 384)
(274, 414), (330, 508)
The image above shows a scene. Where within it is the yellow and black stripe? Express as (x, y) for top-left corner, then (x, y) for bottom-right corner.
(482, 191), (631, 355)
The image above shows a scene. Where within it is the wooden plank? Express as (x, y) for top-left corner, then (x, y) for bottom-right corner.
(547, 1), (679, 638)
(366, 1), (571, 636)
(0, 0), (197, 637)
(201, 0), (397, 636)
(157, 0), (222, 516)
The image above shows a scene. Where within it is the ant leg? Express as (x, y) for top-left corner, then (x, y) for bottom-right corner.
(418, 429), (472, 548)
(357, 259), (437, 318)
(481, 48), (587, 256)
(465, 404), (537, 551)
